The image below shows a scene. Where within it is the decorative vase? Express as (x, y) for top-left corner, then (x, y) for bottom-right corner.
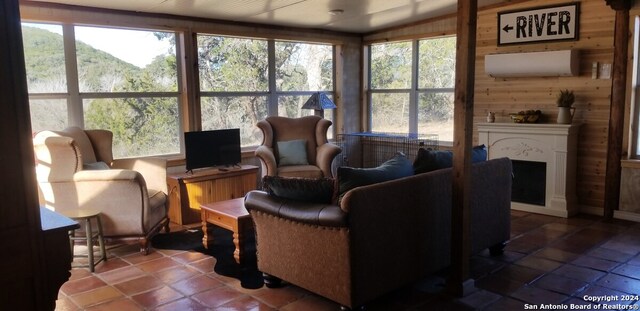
(487, 112), (495, 123)
(557, 107), (575, 124)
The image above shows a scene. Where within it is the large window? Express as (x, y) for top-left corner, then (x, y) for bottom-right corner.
(197, 35), (334, 146)
(368, 36), (455, 141)
(23, 22), (335, 156)
(22, 23), (180, 158)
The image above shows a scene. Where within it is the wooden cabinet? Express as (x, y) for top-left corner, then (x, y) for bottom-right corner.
(166, 165), (259, 225)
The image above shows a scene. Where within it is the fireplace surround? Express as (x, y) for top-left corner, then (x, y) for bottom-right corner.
(478, 123), (581, 217)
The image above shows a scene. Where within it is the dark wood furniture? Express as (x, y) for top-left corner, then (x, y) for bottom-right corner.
(40, 208), (80, 310)
(200, 198), (252, 264)
(166, 165), (258, 225)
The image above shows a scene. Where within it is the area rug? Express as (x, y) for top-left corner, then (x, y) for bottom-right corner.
(151, 226), (263, 289)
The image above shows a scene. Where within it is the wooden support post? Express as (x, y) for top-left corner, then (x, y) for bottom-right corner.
(0, 0), (51, 309)
(604, 0), (631, 219)
(447, 0), (477, 297)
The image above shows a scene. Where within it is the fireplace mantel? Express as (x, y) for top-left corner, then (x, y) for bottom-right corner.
(478, 123), (581, 217)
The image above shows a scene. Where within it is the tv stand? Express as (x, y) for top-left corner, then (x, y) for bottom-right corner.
(167, 165), (258, 225)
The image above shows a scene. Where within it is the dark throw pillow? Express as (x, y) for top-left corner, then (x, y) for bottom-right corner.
(337, 152), (413, 202)
(262, 175), (335, 204)
(413, 144), (487, 174)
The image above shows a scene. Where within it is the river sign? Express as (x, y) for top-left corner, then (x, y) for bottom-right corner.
(498, 2), (579, 45)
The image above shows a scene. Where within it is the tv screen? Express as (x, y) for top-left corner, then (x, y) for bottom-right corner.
(184, 129), (241, 171)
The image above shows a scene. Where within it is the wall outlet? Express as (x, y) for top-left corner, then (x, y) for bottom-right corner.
(592, 62), (598, 79)
(600, 63), (612, 79)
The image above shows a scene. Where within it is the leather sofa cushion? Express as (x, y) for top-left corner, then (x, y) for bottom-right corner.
(262, 176), (334, 204)
(245, 191), (347, 227)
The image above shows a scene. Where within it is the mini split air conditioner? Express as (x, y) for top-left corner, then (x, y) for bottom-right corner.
(484, 49), (579, 77)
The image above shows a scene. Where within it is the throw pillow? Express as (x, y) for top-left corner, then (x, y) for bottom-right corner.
(337, 152), (413, 203)
(83, 161), (110, 170)
(413, 144), (487, 174)
(277, 139), (309, 166)
(262, 176), (335, 204)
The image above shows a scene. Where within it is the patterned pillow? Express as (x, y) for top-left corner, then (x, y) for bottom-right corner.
(262, 175), (335, 204)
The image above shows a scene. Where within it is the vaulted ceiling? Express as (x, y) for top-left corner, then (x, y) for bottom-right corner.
(28, 0), (508, 33)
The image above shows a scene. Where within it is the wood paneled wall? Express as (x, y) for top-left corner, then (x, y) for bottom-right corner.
(475, 0), (615, 213)
(365, 0), (618, 214)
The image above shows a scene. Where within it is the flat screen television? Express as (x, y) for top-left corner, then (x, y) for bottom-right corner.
(184, 128), (241, 172)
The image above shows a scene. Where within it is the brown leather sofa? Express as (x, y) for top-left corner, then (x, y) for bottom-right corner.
(255, 115), (341, 178)
(244, 157), (513, 309)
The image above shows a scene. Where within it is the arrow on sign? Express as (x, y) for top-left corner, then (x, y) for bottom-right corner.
(503, 24), (514, 33)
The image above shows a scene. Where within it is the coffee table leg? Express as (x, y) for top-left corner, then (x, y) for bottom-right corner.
(202, 219), (213, 249)
(233, 231), (242, 264)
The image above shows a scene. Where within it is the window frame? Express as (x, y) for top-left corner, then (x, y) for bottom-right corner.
(196, 34), (336, 146)
(23, 21), (183, 158)
(367, 36), (455, 141)
(22, 18), (338, 157)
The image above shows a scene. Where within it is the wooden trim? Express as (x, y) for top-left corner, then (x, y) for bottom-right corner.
(604, 8), (630, 219)
(363, 30), (456, 45)
(448, 0), (477, 297)
(621, 159), (640, 168)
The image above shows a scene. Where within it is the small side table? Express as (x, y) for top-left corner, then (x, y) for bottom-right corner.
(59, 209), (107, 272)
(200, 198), (252, 264)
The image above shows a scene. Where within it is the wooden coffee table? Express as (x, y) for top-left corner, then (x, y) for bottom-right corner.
(200, 198), (252, 264)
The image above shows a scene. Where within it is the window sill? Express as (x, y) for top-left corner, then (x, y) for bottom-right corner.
(621, 159), (640, 169)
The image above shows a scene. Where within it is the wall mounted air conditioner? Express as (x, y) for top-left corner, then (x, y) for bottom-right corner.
(485, 50), (579, 77)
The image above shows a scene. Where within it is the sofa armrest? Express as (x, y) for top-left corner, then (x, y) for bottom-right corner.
(316, 143), (341, 178)
(255, 145), (277, 177)
(112, 157), (167, 194)
(245, 191), (348, 227)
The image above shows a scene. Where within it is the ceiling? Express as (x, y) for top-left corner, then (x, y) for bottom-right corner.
(30, 0), (508, 33)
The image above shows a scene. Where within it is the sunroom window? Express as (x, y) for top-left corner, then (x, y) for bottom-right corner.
(22, 22), (181, 158)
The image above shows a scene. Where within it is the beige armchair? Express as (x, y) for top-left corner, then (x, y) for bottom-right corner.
(33, 127), (169, 254)
(255, 116), (341, 179)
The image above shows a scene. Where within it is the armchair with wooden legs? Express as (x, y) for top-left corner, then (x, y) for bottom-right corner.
(33, 127), (169, 254)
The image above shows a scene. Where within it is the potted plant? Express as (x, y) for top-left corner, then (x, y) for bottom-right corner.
(556, 89), (575, 124)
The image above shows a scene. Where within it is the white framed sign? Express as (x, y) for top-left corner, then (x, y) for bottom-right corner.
(498, 2), (579, 46)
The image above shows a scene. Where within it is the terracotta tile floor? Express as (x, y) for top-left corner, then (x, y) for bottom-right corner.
(56, 211), (640, 310)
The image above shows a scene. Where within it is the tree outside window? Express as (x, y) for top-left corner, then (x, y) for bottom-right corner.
(369, 37), (455, 142)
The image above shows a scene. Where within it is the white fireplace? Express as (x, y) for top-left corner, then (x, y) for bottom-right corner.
(478, 123), (581, 218)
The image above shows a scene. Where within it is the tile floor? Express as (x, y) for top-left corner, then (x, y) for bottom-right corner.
(55, 211), (640, 310)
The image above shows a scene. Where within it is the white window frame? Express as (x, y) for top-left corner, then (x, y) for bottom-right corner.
(367, 37), (455, 140)
(23, 21), (183, 157)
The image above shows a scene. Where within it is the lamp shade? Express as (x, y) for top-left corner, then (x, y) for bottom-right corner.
(302, 92), (336, 110)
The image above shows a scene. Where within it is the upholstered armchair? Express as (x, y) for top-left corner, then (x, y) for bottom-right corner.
(33, 127), (169, 254)
(255, 115), (341, 179)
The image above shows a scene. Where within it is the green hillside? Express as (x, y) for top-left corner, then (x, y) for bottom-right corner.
(22, 26), (139, 92)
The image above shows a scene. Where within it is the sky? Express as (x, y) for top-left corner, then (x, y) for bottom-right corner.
(23, 22), (172, 68)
